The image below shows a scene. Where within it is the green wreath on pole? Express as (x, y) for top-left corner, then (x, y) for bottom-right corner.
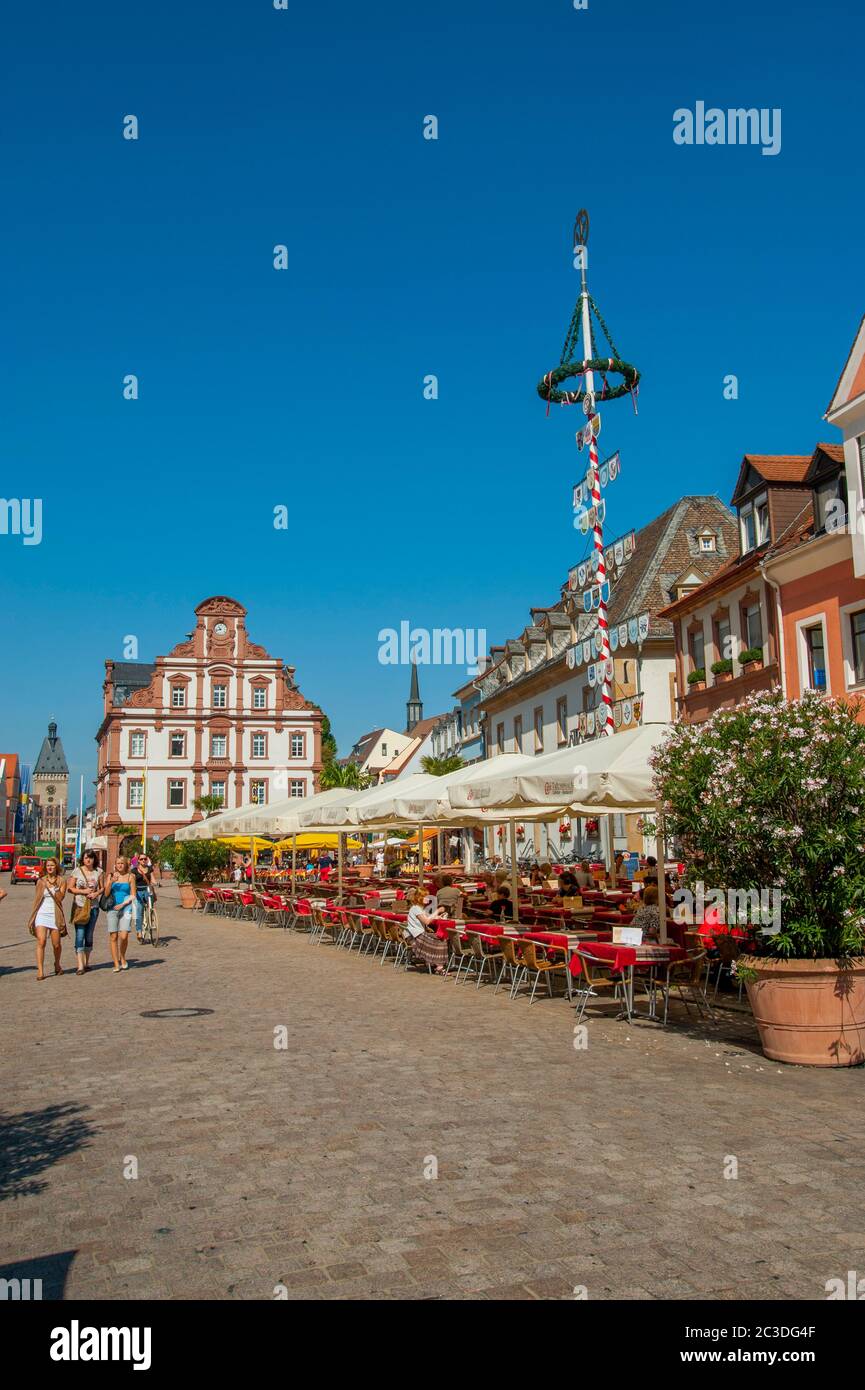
(537, 357), (639, 405)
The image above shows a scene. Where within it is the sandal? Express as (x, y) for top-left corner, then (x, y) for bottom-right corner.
(76, 968), (85, 976)
(55, 967), (64, 976)
(36, 973), (46, 981)
(121, 961), (129, 970)
(113, 965), (121, 972)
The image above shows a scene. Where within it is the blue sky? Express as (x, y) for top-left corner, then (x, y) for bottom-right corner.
(2, 0), (863, 792)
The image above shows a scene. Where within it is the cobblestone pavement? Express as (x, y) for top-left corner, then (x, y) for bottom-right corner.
(1, 884), (863, 1301)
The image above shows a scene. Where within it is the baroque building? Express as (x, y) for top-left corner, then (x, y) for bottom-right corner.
(94, 597), (323, 859)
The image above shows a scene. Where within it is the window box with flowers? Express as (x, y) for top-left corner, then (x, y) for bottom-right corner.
(687, 667), (706, 692)
(739, 646), (763, 672)
(711, 657), (734, 684)
(651, 689), (865, 1066)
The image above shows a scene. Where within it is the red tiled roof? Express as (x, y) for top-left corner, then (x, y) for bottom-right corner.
(814, 442), (844, 464)
(740, 454), (812, 483)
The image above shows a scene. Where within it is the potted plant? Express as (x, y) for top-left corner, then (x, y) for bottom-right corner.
(739, 646), (763, 672)
(651, 689), (865, 1065)
(711, 657), (734, 684)
(687, 667), (706, 692)
(159, 838), (229, 908)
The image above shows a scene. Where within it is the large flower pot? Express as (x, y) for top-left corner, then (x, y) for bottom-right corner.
(178, 883), (198, 909)
(745, 959), (865, 1066)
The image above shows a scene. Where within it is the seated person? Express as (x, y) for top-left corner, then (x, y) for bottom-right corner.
(558, 871), (580, 898)
(529, 865), (545, 888)
(630, 885), (660, 941)
(573, 860), (594, 890)
(434, 874), (463, 917)
(488, 883), (514, 922)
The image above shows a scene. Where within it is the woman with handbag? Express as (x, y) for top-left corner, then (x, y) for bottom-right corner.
(67, 850), (103, 975)
(27, 858), (68, 980)
(103, 856), (136, 971)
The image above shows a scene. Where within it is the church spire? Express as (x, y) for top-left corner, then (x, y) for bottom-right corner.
(406, 658), (423, 733)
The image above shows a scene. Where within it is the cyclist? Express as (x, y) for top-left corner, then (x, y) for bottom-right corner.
(133, 854), (154, 943)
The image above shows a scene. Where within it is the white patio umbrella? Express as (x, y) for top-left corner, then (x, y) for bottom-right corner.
(447, 725), (673, 937)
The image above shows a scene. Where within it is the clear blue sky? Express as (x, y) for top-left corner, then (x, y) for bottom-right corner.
(2, 0), (863, 794)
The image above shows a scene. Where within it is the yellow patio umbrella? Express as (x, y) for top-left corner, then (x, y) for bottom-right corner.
(217, 836), (274, 852)
(273, 833), (362, 851)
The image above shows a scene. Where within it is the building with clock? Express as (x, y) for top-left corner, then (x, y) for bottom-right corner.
(33, 721), (69, 845)
(94, 597), (324, 860)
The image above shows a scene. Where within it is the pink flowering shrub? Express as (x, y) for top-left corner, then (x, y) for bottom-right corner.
(650, 689), (865, 960)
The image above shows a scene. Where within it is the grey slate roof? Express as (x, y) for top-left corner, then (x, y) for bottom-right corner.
(33, 722), (69, 776)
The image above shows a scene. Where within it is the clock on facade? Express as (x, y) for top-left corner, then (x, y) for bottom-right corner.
(213, 622), (227, 635)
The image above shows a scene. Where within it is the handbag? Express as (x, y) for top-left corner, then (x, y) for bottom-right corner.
(72, 900), (92, 926)
(98, 892), (114, 912)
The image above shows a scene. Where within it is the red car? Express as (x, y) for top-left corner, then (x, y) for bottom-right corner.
(0, 843), (14, 872)
(12, 855), (42, 885)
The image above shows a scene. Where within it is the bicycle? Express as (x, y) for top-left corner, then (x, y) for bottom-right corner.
(140, 890), (159, 946)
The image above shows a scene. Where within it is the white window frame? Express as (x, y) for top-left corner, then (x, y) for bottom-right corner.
(290, 733), (305, 759)
(211, 733), (228, 758)
(169, 731), (186, 758)
(840, 600), (865, 691)
(289, 780), (305, 798)
(212, 684), (227, 709)
(167, 779), (186, 809)
(251, 733), (266, 759)
(171, 686), (186, 708)
(129, 732), (146, 758)
(252, 687), (266, 710)
(795, 613), (831, 696)
(210, 780), (227, 805)
(250, 780), (267, 806)
(127, 779), (144, 809)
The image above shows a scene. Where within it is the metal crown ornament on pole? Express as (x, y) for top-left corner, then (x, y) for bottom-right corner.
(537, 209), (640, 737)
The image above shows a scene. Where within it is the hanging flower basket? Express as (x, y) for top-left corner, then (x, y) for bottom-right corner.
(516, 825), (525, 840)
(559, 820), (572, 838)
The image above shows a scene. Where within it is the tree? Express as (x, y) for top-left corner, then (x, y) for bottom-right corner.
(319, 761), (372, 790)
(651, 689), (865, 959)
(319, 714), (338, 767)
(193, 794), (224, 817)
(157, 836), (229, 884)
(420, 755), (464, 777)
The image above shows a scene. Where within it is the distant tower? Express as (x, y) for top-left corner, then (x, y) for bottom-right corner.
(406, 658), (423, 732)
(33, 719), (69, 844)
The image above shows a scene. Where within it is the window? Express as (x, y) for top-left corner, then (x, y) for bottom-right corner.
(129, 732), (146, 758)
(210, 780), (226, 805)
(290, 780), (305, 798)
(213, 683), (227, 708)
(381, 743), (387, 757)
(740, 506), (756, 552)
(250, 780), (266, 806)
(171, 686), (186, 708)
(211, 733), (228, 758)
(815, 476), (844, 533)
(699, 532), (716, 552)
(251, 733), (266, 758)
(170, 732), (185, 757)
(742, 603), (763, 652)
(127, 780), (144, 809)
(714, 613), (731, 664)
(740, 495), (768, 552)
(556, 696), (568, 746)
(533, 706), (544, 754)
(852, 610), (865, 685)
(513, 716), (523, 754)
(168, 780), (185, 808)
(688, 626), (705, 673)
(291, 733), (305, 759)
(496, 722), (504, 754)
(756, 497), (769, 544)
(858, 435), (865, 500)
(804, 624), (827, 692)
(252, 687), (266, 710)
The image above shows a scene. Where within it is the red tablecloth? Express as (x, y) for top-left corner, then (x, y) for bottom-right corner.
(571, 941), (685, 978)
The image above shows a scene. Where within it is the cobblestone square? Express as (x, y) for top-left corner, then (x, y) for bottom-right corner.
(1, 890), (863, 1301)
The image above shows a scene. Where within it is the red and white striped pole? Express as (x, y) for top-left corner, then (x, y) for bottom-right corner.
(579, 283), (614, 736)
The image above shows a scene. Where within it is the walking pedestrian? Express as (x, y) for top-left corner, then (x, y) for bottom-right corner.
(104, 856), (136, 971)
(132, 854), (153, 943)
(67, 850), (103, 974)
(28, 857), (67, 980)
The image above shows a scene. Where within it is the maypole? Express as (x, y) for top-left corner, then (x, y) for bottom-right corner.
(538, 208), (640, 739)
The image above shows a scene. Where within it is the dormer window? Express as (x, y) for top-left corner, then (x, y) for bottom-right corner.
(698, 530), (716, 553)
(814, 475), (845, 534)
(740, 494), (769, 552)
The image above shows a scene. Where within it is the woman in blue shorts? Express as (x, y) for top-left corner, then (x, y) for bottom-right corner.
(104, 855), (136, 972)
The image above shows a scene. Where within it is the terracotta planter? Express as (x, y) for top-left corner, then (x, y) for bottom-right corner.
(741, 658), (763, 674)
(688, 681), (706, 693)
(713, 671), (732, 684)
(745, 958), (865, 1066)
(178, 883), (198, 909)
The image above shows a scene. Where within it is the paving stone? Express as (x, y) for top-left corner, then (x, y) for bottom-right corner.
(1, 891), (862, 1301)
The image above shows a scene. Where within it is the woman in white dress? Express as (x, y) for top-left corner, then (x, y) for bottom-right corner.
(27, 858), (67, 980)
